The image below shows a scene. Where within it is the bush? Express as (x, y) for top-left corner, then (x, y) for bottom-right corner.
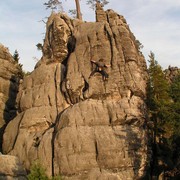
(27, 161), (49, 180)
(27, 161), (62, 180)
(51, 175), (62, 180)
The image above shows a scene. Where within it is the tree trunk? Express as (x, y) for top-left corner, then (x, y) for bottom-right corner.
(75, 0), (82, 20)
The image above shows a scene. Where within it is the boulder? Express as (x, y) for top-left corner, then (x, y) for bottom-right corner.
(0, 154), (27, 180)
(164, 66), (179, 83)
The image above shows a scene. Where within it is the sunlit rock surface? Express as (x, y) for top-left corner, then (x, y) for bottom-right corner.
(2, 6), (150, 180)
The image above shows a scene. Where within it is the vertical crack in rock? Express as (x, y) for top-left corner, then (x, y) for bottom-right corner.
(82, 78), (89, 97)
(47, 21), (54, 58)
(51, 124), (56, 176)
(48, 95), (52, 107)
(51, 64), (60, 176)
(109, 116), (112, 126)
(54, 64), (59, 116)
(104, 24), (114, 67)
(95, 139), (99, 164)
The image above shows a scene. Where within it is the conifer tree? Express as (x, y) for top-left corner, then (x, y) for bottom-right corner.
(13, 50), (20, 63)
(44, 0), (63, 12)
(86, 0), (109, 10)
(13, 50), (25, 78)
(146, 52), (174, 177)
(169, 73), (180, 136)
(44, 0), (109, 20)
(147, 52), (171, 143)
(44, 0), (82, 20)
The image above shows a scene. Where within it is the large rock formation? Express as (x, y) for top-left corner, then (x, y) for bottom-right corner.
(0, 44), (20, 151)
(3, 6), (150, 179)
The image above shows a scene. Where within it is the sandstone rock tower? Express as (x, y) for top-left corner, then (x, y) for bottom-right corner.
(0, 44), (20, 151)
(2, 6), (150, 179)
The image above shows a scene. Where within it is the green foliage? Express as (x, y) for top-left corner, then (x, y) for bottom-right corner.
(148, 52), (170, 102)
(13, 50), (25, 79)
(44, 0), (63, 12)
(51, 175), (62, 180)
(147, 51), (171, 125)
(13, 49), (20, 63)
(28, 161), (62, 180)
(22, 70), (31, 77)
(36, 43), (43, 51)
(86, 0), (109, 10)
(147, 52), (180, 177)
(135, 39), (144, 53)
(68, 9), (77, 18)
(169, 73), (180, 136)
(28, 161), (49, 180)
(44, 0), (109, 19)
(170, 73), (180, 103)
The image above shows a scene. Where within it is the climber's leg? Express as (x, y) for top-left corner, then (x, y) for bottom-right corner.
(100, 70), (109, 80)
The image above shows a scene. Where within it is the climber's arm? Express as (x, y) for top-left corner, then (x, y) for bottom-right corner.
(105, 64), (111, 67)
(90, 60), (96, 64)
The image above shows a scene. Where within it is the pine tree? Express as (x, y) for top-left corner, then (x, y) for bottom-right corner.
(86, 0), (109, 10)
(146, 51), (173, 150)
(12, 50), (25, 79)
(163, 71), (180, 177)
(147, 52), (171, 143)
(13, 50), (20, 63)
(44, 0), (109, 20)
(44, 0), (63, 12)
(169, 73), (180, 136)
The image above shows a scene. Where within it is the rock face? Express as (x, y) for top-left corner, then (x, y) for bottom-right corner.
(0, 44), (20, 151)
(164, 66), (180, 83)
(0, 154), (27, 180)
(3, 7), (150, 180)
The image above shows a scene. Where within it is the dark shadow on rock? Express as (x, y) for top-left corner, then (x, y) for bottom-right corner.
(67, 35), (76, 53)
(61, 35), (76, 68)
(126, 125), (143, 178)
(51, 108), (68, 177)
(0, 125), (6, 152)
(112, 122), (147, 179)
(1, 75), (19, 151)
(13, 157), (27, 179)
(119, 100), (150, 179)
(9, 157), (28, 180)
(0, 155), (27, 180)
(82, 79), (89, 93)
(0, 174), (8, 180)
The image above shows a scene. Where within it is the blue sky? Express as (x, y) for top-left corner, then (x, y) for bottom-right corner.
(0, 0), (180, 72)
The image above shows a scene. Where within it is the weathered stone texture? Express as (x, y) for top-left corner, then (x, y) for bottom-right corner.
(3, 7), (150, 180)
(0, 44), (20, 150)
(3, 63), (67, 176)
(0, 154), (27, 180)
(54, 99), (148, 179)
(164, 66), (180, 83)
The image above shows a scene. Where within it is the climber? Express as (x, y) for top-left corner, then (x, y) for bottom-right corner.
(89, 59), (110, 81)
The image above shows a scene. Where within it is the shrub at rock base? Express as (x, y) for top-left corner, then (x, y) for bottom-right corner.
(28, 161), (61, 180)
